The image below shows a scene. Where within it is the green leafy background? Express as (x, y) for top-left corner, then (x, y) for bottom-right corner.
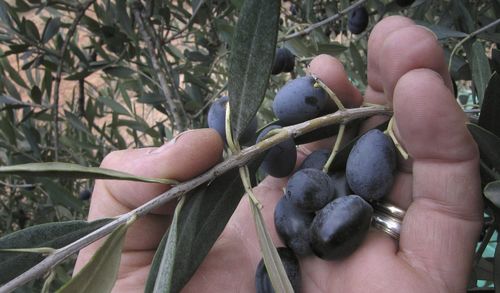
(0, 0), (499, 291)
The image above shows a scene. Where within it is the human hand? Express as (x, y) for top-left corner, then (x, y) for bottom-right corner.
(75, 16), (482, 293)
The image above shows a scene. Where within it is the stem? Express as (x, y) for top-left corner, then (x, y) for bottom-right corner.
(280, 0), (368, 42)
(164, 0), (206, 43)
(473, 224), (495, 266)
(132, 2), (188, 132)
(0, 106), (391, 293)
(387, 117), (409, 160)
(52, 0), (95, 161)
(313, 76), (345, 111)
(448, 18), (500, 71)
(322, 123), (346, 173)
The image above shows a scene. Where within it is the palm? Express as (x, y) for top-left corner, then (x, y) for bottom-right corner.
(76, 16), (482, 293)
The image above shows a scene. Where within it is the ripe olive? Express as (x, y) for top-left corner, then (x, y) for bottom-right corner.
(309, 195), (373, 260)
(255, 247), (301, 293)
(285, 168), (336, 212)
(274, 195), (314, 256)
(256, 125), (297, 178)
(345, 129), (396, 201)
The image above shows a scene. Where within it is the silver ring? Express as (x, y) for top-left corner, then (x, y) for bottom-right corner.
(373, 201), (406, 220)
(372, 212), (402, 240)
(371, 202), (406, 240)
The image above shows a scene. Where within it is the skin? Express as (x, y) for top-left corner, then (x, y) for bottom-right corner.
(75, 16), (482, 293)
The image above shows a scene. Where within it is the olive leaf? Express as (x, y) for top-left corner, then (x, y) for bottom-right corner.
(56, 220), (132, 293)
(467, 123), (500, 180)
(0, 162), (178, 185)
(228, 0), (280, 142)
(145, 159), (261, 293)
(249, 196), (294, 293)
(484, 181), (500, 209)
(464, 40), (491, 105)
(149, 197), (185, 293)
(0, 219), (112, 284)
(478, 73), (500, 138)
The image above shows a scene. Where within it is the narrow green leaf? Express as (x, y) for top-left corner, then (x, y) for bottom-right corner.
(478, 73), (500, 137)
(465, 41), (491, 105)
(250, 198), (293, 293)
(144, 227), (169, 293)
(65, 70), (95, 81)
(0, 162), (178, 185)
(56, 220), (132, 293)
(228, 0), (280, 141)
(285, 38), (346, 57)
(467, 124), (500, 176)
(0, 58), (28, 89)
(41, 17), (60, 44)
(484, 181), (500, 209)
(64, 110), (92, 135)
(103, 66), (135, 79)
(0, 219), (112, 284)
(151, 197), (185, 293)
(23, 19), (40, 41)
(39, 178), (83, 211)
(415, 22), (467, 40)
(0, 95), (30, 111)
(97, 96), (131, 117)
(0, 247), (55, 254)
(145, 159), (260, 292)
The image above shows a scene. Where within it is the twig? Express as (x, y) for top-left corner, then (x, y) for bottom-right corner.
(131, 2), (188, 132)
(448, 17), (500, 70)
(0, 106), (391, 292)
(52, 0), (96, 161)
(280, 0), (368, 42)
(164, 0), (206, 43)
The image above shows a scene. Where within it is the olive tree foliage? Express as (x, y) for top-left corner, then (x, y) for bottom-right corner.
(0, 0), (499, 292)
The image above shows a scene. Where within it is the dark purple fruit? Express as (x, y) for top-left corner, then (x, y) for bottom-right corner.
(79, 189), (92, 200)
(299, 149), (330, 170)
(272, 48), (295, 75)
(272, 76), (329, 125)
(285, 168), (335, 212)
(346, 129), (396, 201)
(329, 171), (351, 198)
(257, 125), (297, 178)
(309, 195), (373, 260)
(274, 195), (314, 256)
(395, 0), (415, 7)
(348, 6), (369, 34)
(207, 96), (258, 144)
(255, 247), (301, 293)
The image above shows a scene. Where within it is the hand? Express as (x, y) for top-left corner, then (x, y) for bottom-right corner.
(75, 16), (482, 293)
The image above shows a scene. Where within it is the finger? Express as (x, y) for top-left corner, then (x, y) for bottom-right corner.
(394, 69), (482, 292)
(366, 15), (415, 103)
(378, 26), (453, 101)
(75, 129), (224, 272)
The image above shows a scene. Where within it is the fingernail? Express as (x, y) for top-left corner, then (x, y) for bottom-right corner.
(150, 129), (196, 154)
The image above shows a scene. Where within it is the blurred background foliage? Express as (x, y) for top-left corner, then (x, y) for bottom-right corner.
(0, 0), (499, 291)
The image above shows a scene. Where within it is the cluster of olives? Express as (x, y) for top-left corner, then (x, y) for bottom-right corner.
(207, 45), (398, 293)
(256, 129), (397, 292)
